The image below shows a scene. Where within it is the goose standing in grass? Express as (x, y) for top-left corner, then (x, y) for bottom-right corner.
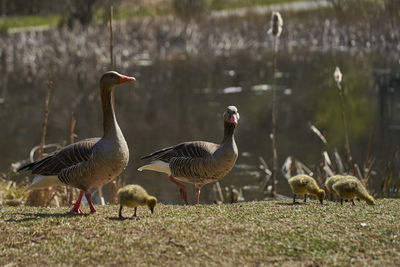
(288, 174), (325, 204)
(117, 184), (157, 218)
(19, 71), (135, 214)
(332, 177), (375, 205)
(138, 106), (239, 204)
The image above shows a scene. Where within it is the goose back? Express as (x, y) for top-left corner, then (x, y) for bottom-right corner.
(19, 138), (99, 176)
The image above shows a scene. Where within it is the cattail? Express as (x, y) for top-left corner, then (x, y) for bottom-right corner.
(334, 66), (343, 84)
(268, 12), (283, 38)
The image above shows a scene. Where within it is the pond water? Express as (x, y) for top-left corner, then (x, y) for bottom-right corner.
(1, 47), (399, 204)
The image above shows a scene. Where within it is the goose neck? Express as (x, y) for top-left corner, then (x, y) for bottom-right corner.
(101, 85), (119, 137)
(222, 122), (236, 143)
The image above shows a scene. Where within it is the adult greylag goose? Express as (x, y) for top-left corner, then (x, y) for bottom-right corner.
(138, 106), (239, 204)
(19, 71), (135, 214)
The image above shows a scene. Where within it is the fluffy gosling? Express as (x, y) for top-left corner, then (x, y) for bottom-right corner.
(325, 175), (347, 197)
(325, 175), (360, 204)
(288, 174), (326, 204)
(332, 177), (375, 205)
(117, 184), (157, 219)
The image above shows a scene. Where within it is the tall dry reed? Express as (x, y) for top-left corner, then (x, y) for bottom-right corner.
(25, 77), (53, 207)
(267, 11), (283, 197)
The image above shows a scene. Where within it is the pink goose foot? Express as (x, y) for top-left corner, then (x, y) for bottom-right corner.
(85, 192), (97, 214)
(168, 175), (188, 204)
(71, 190), (85, 214)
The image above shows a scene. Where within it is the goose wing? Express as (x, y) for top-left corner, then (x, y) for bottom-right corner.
(18, 138), (100, 175)
(141, 141), (220, 163)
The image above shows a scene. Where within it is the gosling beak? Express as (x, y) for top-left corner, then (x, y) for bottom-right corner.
(119, 74), (136, 84)
(150, 208), (154, 214)
(230, 114), (238, 125)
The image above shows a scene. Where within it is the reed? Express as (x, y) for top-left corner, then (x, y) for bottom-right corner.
(109, 6), (114, 70)
(267, 11), (283, 197)
(334, 66), (354, 172)
(67, 113), (77, 205)
(25, 77), (53, 207)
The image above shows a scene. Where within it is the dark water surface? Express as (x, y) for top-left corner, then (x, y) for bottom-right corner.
(1, 49), (399, 203)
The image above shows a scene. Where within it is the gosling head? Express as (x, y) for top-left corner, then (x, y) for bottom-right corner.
(223, 106), (240, 125)
(146, 196), (157, 214)
(366, 196), (376, 205)
(317, 189), (326, 204)
(100, 71), (136, 88)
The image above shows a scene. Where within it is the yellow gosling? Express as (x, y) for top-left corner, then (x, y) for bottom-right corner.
(288, 175), (326, 204)
(117, 184), (157, 218)
(332, 177), (375, 205)
(325, 175), (347, 198)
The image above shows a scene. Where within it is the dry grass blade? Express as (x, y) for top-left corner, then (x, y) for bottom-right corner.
(293, 159), (313, 176)
(323, 151), (332, 166)
(323, 164), (334, 177)
(281, 156), (292, 180)
(334, 149), (344, 174)
(309, 123), (328, 146)
(259, 156), (271, 176)
(354, 163), (363, 181)
(363, 157), (375, 185)
(29, 144), (60, 162)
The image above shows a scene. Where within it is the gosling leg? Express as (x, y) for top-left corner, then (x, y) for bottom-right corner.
(168, 175), (188, 204)
(119, 205), (124, 219)
(351, 199), (356, 206)
(293, 194), (296, 204)
(133, 207), (137, 218)
(340, 199), (343, 205)
(304, 194), (307, 203)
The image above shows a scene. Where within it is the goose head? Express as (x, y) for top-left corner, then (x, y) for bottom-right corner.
(100, 71), (136, 89)
(224, 106), (240, 125)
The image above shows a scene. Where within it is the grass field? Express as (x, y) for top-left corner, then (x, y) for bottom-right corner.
(1, 199), (399, 266)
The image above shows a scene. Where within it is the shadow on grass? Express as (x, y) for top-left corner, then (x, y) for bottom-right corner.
(5, 212), (88, 223)
(107, 216), (139, 221)
(276, 202), (309, 206)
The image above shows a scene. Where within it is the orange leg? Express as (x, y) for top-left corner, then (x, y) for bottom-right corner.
(168, 175), (188, 204)
(85, 192), (97, 214)
(71, 190), (85, 214)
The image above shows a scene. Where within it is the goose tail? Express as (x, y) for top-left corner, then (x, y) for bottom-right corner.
(24, 175), (64, 192)
(137, 160), (171, 175)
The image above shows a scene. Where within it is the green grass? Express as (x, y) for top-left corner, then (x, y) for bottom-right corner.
(1, 14), (60, 29)
(209, 0), (304, 11)
(112, 0), (304, 20)
(1, 199), (399, 265)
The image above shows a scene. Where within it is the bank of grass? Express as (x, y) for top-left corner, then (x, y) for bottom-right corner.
(1, 199), (399, 265)
(114, 0), (304, 19)
(1, 0), (304, 29)
(0, 14), (60, 29)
